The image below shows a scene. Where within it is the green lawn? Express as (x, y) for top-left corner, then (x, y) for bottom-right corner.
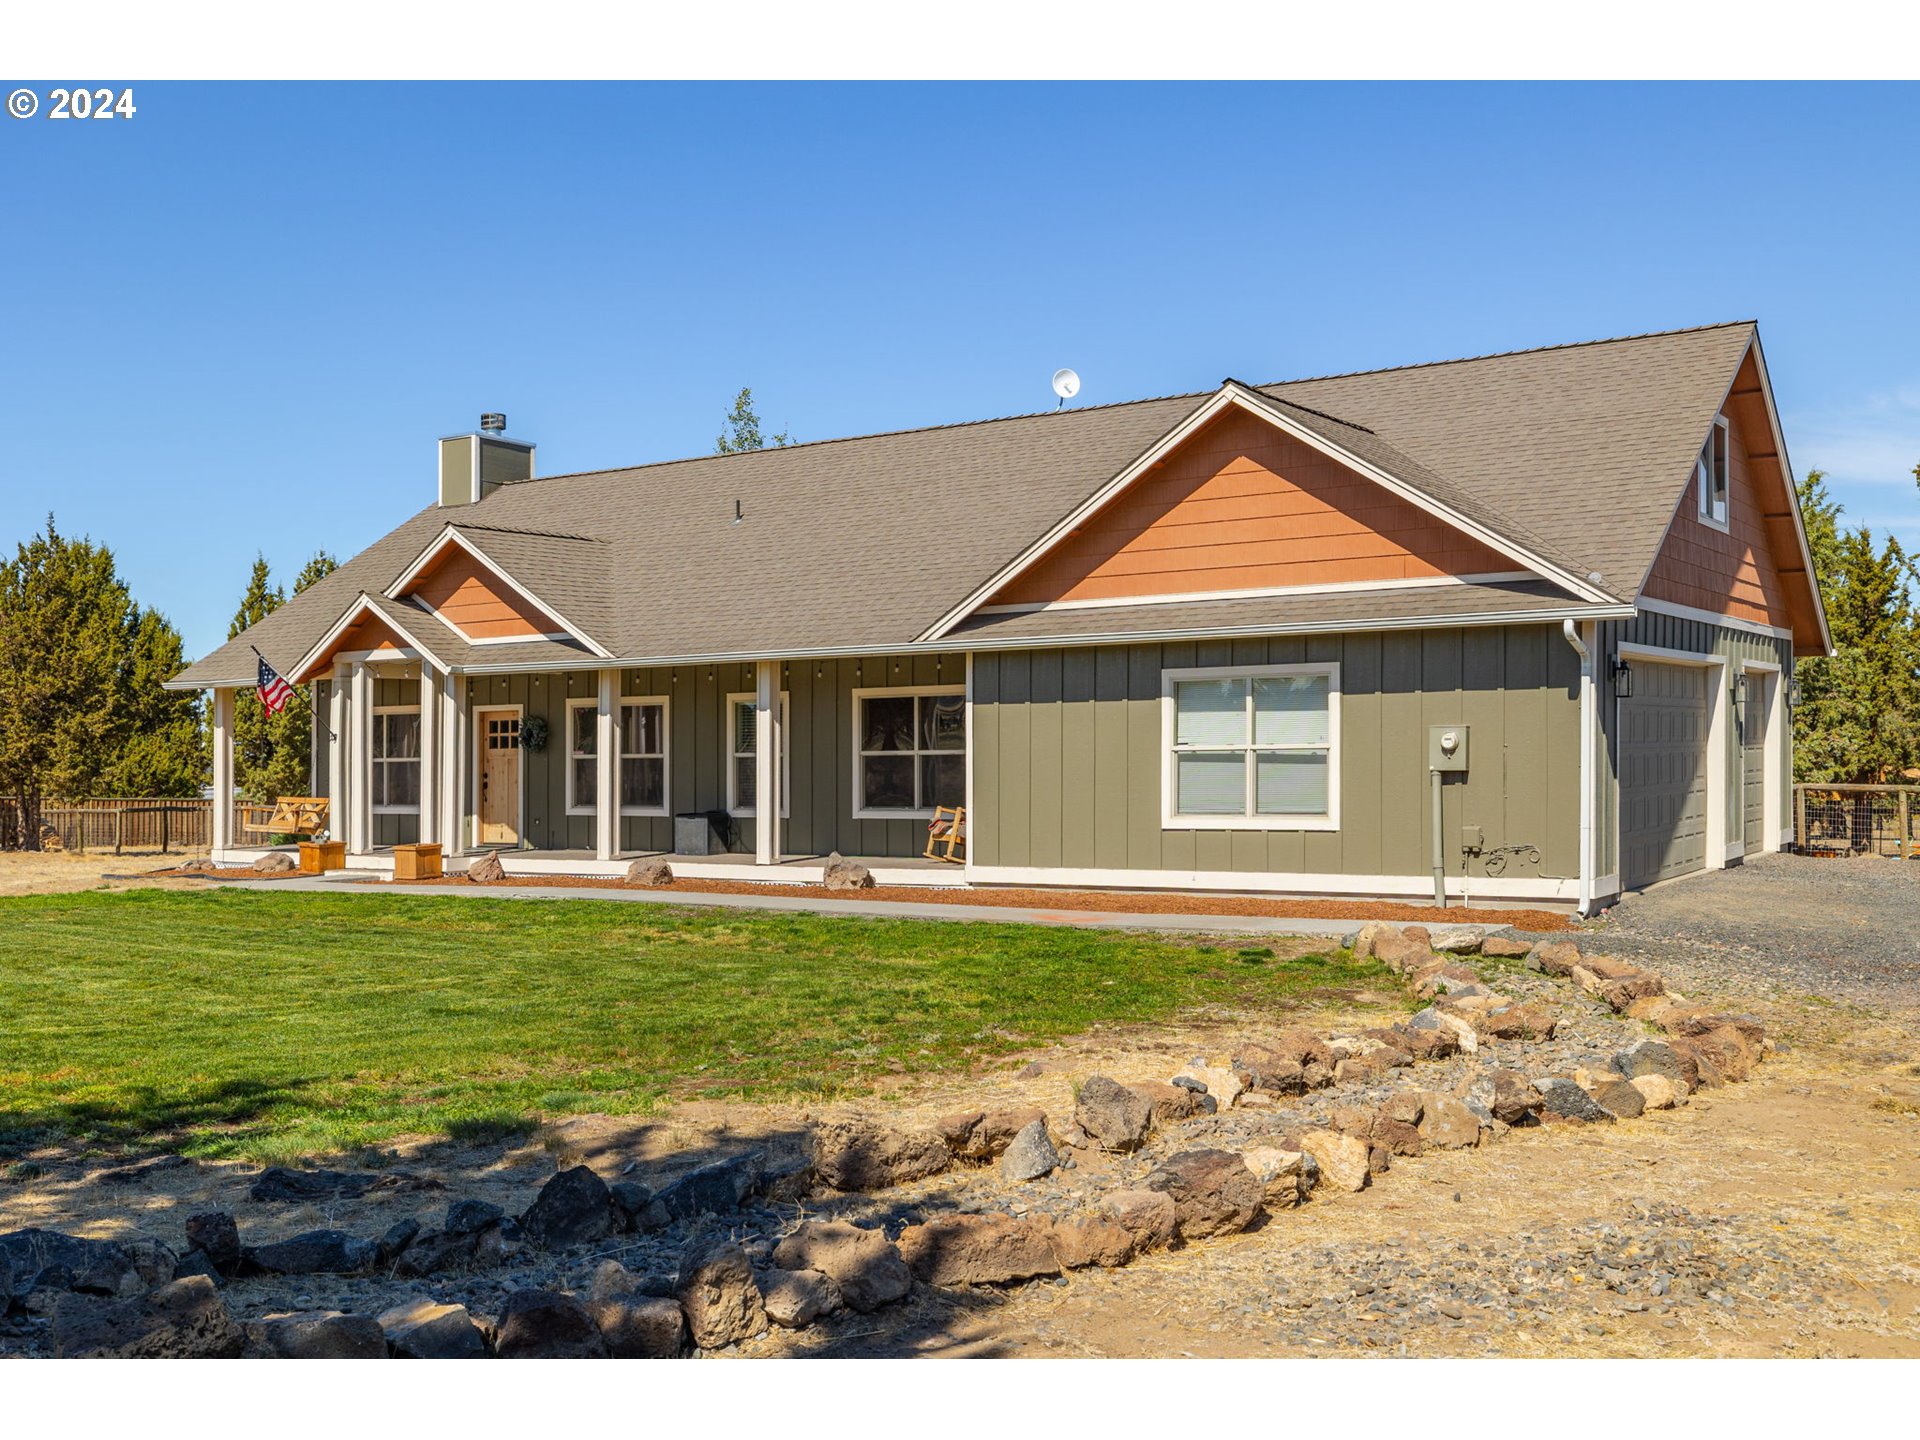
(0, 889), (1387, 1162)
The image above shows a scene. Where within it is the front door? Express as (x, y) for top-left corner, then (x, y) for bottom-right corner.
(477, 709), (521, 846)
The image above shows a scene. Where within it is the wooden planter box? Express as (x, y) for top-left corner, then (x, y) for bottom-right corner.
(392, 842), (443, 881)
(299, 839), (347, 875)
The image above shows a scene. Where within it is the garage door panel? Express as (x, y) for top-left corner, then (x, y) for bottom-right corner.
(1621, 661), (1708, 889)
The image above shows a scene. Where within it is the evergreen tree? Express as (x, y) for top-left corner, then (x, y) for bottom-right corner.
(1792, 469), (1920, 783)
(223, 550), (337, 799)
(101, 607), (207, 797)
(293, 549), (339, 595)
(0, 518), (140, 845)
(715, 387), (793, 453)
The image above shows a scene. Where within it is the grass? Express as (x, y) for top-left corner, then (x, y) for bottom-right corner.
(0, 889), (1386, 1162)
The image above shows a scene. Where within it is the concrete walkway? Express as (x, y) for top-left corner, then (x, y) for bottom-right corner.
(219, 874), (1512, 940)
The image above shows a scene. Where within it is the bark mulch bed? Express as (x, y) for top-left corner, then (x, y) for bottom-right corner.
(386, 871), (1572, 931)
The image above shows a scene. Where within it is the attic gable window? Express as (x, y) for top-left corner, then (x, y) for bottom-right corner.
(1696, 416), (1731, 530)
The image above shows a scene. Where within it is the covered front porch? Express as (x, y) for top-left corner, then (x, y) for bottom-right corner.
(207, 648), (972, 877)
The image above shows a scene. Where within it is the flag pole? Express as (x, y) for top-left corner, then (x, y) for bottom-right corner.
(251, 645), (337, 742)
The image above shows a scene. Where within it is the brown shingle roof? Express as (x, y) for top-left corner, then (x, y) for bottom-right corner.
(171, 321), (1768, 687)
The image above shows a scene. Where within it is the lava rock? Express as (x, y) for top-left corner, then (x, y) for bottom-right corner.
(820, 853), (875, 890)
(999, 1119), (1061, 1181)
(811, 1118), (952, 1191)
(519, 1165), (616, 1250)
(1536, 1076), (1616, 1124)
(244, 1309), (387, 1359)
(379, 1299), (488, 1358)
(1143, 1149), (1264, 1239)
(677, 1241), (765, 1350)
(758, 1268), (842, 1329)
(896, 1212), (1062, 1287)
(52, 1275), (243, 1358)
(589, 1294), (688, 1357)
(494, 1288), (609, 1359)
(0, 1228), (138, 1297)
(246, 1229), (377, 1276)
(654, 1151), (764, 1220)
(771, 1220), (912, 1313)
(1074, 1075), (1154, 1153)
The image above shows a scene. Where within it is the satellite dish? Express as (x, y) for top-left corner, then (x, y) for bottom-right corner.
(1051, 368), (1081, 406)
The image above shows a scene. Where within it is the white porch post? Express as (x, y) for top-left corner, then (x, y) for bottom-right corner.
(210, 687), (234, 857)
(754, 659), (781, 865)
(326, 667), (346, 844)
(596, 666), (619, 861)
(442, 670), (464, 854)
(418, 663), (440, 846)
(350, 660), (373, 854)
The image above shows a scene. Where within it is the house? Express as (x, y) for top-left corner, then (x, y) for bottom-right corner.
(168, 321), (1829, 912)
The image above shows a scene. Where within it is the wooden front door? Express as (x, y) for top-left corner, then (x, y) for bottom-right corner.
(477, 709), (521, 846)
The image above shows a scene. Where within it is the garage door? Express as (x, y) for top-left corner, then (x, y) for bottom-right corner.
(1620, 661), (1710, 888)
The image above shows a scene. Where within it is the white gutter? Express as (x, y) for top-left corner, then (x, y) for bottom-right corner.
(1563, 618), (1595, 917)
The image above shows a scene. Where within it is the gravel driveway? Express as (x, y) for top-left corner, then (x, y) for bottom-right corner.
(1579, 852), (1920, 1015)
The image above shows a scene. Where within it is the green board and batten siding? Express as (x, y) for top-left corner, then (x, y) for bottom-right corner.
(457, 653), (966, 858)
(971, 624), (1584, 885)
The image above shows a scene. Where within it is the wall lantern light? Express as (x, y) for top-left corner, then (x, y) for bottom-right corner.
(1611, 657), (1633, 698)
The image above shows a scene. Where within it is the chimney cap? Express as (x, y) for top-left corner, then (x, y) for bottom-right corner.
(480, 412), (507, 434)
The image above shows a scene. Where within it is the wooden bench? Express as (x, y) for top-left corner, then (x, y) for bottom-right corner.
(924, 805), (966, 863)
(241, 796), (330, 839)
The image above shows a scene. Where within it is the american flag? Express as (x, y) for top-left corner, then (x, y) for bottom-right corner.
(256, 654), (295, 715)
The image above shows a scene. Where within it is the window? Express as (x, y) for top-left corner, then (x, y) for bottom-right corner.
(566, 697), (668, 815)
(726, 692), (790, 816)
(618, 700), (666, 813)
(1162, 663), (1339, 830)
(371, 708), (421, 812)
(1696, 415), (1730, 529)
(566, 701), (598, 815)
(853, 687), (965, 817)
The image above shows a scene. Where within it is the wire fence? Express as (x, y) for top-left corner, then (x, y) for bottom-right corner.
(1794, 784), (1919, 859)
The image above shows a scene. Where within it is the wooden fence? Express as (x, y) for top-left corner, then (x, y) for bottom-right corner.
(6, 797), (224, 854)
(1794, 784), (1920, 858)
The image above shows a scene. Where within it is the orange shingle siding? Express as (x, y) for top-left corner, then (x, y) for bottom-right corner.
(989, 410), (1514, 606)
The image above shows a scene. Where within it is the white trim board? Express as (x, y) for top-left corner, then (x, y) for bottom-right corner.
(918, 381), (1613, 643)
(965, 864), (1579, 904)
(974, 572), (1537, 617)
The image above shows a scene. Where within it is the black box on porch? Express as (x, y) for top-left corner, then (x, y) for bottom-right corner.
(674, 810), (735, 857)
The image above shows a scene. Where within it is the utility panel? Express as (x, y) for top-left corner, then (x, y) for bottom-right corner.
(1428, 724), (1469, 772)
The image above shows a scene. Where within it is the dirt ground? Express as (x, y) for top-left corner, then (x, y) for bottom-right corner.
(0, 850), (212, 898)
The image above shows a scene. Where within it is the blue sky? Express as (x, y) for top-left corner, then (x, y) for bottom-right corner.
(3, 81), (1917, 658)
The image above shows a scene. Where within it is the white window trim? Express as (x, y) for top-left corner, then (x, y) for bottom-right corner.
(564, 695), (671, 817)
(1696, 414), (1732, 533)
(370, 704), (423, 815)
(619, 696), (671, 817)
(726, 691), (790, 818)
(850, 684), (966, 821)
(564, 697), (598, 817)
(1160, 662), (1341, 832)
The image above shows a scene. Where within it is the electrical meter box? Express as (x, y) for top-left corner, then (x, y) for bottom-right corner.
(1428, 724), (1469, 772)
